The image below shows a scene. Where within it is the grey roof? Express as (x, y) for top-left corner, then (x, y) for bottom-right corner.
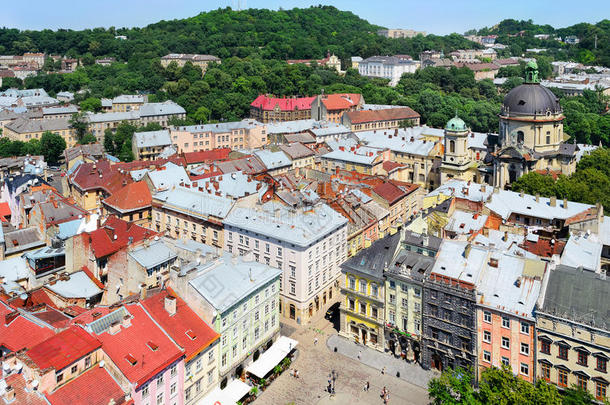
(216, 155), (267, 175)
(278, 143), (315, 159)
(162, 53), (220, 62)
(189, 254), (281, 313)
(540, 265), (610, 330)
(402, 230), (442, 251)
(0, 88), (48, 98)
(88, 307), (130, 335)
(195, 171), (260, 199)
(128, 240), (177, 269)
(64, 143), (104, 162)
(146, 162), (189, 190)
(45, 270), (102, 299)
(139, 101), (185, 117)
(560, 233), (602, 272)
(5, 117), (70, 134)
(254, 149), (292, 169)
(42, 106), (78, 115)
(133, 129), (172, 148)
(502, 83), (562, 117)
(342, 232), (401, 279)
(0, 256), (29, 281)
(154, 186), (234, 220)
(361, 55), (418, 66)
(283, 132), (316, 143)
(85, 111), (138, 123)
(3, 227), (45, 255)
(224, 201), (347, 247)
(388, 250), (435, 282)
(113, 94), (145, 104)
(174, 119), (262, 134)
(431, 240), (488, 283)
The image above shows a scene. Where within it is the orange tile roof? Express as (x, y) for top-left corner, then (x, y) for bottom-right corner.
(142, 289), (219, 361)
(5, 374), (47, 405)
(251, 95), (316, 111)
(102, 181), (151, 213)
(26, 326), (101, 371)
(0, 300), (55, 352)
(321, 93), (361, 110)
(45, 366), (127, 405)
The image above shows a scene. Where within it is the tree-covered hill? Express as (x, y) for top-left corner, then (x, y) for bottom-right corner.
(468, 18), (610, 66)
(0, 6), (477, 64)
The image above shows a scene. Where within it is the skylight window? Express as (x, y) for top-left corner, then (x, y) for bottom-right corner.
(147, 341), (159, 351)
(125, 354), (137, 365)
(186, 330), (197, 340)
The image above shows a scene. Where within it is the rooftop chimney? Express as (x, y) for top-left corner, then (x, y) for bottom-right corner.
(464, 243), (472, 258)
(535, 193), (540, 203)
(563, 197), (568, 209)
(550, 196), (556, 207)
(4, 385), (14, 402)
(122, 315), (131, 328)
(139, 283), (147, 300)
(165, 295), (177, 316)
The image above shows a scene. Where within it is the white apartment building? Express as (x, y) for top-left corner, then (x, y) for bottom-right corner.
(358, 56), (420, 86)
(223, 201), (348, 326)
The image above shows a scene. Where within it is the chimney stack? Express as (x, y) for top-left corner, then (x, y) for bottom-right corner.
(4, 385), (14, 402)
(122, 315), (131, 328)
(165, 295), (177, 316)
(550, 196), (556, 207)
(535, 193), (540, 203)
(563, 197), (568, 209)
(140, 283), (147, 300)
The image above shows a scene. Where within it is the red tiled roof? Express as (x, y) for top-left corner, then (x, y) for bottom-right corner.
(95, 303), (183, 387)
(534, 168), (562, 180)
(102, 182), (152, 213)
(86, 216), (156, 259)
(46, 366), (127, 405)
(0, 300), (55, 352)
(26, 289), (57, 309)
(184, 148), (231, 165)
(251, 95), (315, 112)
(345, 107), (420, 124)
(70, 306), (116, 325)
(0, 201), (10, 222)
(373, 182), (407, 205)
(27, 326), (101, 371)
(142, 289), (219, 361)
(27, 305), (72, 329)
(113, 156), (186, 172)
(70, 161), (131, 195)
(382, 161), (406, 172)
(320, 94), (361, 111)
(372, 181), (418, 205)
(5, 374), (47, 405)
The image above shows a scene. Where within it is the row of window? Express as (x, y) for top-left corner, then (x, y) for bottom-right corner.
(140, 364), (179, 398)
(185, 370), (215, 402)
(540, 363), (607, 400)
(348, 277), (379, 297)
(220, 316), (276, 367)
(482, 351), (530, 376)
(540, 341), (608, 372)
(347, 298), (380, 319)
(220, 289), (276, 329)
(482, 311), (530, 335)
(388, 280), (421, 297)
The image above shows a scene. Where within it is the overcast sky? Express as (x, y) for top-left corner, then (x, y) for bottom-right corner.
(1, 0), (605, 35)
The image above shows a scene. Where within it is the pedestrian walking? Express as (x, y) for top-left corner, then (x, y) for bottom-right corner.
(381, 366), (386, 375)
(314, 337), (318, 346)
(357, 350), (362, 360)
(366, 381), (370, 391)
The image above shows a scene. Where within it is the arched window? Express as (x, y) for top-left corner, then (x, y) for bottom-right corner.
(449, 140), (455, 153)
(517, 131), (524, 143)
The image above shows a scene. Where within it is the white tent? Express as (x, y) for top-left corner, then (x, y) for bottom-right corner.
(245, 336), (299, 379)
(197, 379), (251, 405)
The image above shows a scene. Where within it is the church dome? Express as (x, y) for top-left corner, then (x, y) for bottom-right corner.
(501, 60), (562, 118)
(445, 116), (467, 132)
(502, 84), (562, 117)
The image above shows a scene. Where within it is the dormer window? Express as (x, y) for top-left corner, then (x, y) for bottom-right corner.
(147, 341), (159, 351)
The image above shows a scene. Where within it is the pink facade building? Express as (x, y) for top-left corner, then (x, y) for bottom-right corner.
(170, 119), (267, 153)
(476, 254), (544, 382)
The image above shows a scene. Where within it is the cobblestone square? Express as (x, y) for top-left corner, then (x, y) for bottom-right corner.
(256, 315), (432, 405)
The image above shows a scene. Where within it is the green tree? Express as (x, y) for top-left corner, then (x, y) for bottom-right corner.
(428, 367), (479, 405)
(68, 112), (89, 142)
(103, 129), (115, 155)
(192, 106), (210, 124)
(80, 97), (102, 112)
(78, 134), (97, 144)
(40, 131), (67, 164)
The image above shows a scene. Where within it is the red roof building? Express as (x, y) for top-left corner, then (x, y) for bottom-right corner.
(101, 182), (152, 226)
(45, 366), (128, 405)
(311, 93), (364, 123)
(250, 95), (315, 123)
(0, 299), (55, 353)
(86, 216), (156, 260)
(183, 148), (231, 166)
(93, 303), (183, 388)
(142, 289), (219, 362)
(3, 373), (47, 405)
(26, 326), (101, 372)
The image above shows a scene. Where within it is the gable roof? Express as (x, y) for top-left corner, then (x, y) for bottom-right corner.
(183, 148), (231, 165)
(102, 182), (152, 213)
(26, 326), (101, 371)
(142, 290), (219, 361)
(45, 366), (127, 405)
(0, 300), (55, 352)
(86, 216), (156, 259)
(92, 303), (183, 387)
(320, 93), (362, 110)
(373, 181), (418, 205)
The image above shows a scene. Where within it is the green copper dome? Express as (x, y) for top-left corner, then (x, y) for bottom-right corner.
(445, 116), (467, 132)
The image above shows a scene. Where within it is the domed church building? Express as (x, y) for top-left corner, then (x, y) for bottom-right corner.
(440, 116), (481, 184)
(492, 61), (578, 188)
